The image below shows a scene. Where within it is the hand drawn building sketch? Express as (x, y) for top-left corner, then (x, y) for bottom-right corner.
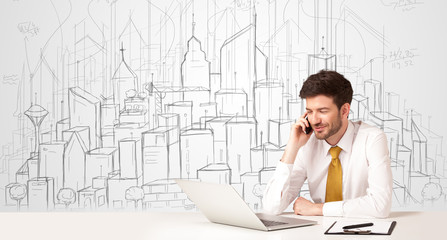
(1, 0), (446, 212)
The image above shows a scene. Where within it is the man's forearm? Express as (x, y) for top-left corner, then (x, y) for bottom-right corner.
(281, 140), (301, 164)
(293, 197), (323, 216)
(262, 162), (295, 215)
(281, 116), (312, 164)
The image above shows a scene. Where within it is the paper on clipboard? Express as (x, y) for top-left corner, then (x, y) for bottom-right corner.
(325, 221), (396, 235)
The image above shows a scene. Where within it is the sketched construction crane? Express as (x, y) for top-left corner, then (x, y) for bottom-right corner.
(146, 81), (164, 117)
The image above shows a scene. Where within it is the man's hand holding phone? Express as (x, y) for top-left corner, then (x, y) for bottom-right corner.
(304, 116), (312, 134)
(280, 113), (313, 164)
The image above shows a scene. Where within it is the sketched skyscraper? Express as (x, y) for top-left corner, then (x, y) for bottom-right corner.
(27, 177), (55, 210)
(219, 12), (267, 117)
(112, 43), (138, 112)
(118, 138), (142, 182)
(181, 16), (210, 90)
(63, 131), (88, 191)
(68, 87), (101, 149)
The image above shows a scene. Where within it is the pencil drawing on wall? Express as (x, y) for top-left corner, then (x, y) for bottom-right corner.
(1, 0), (446, 212)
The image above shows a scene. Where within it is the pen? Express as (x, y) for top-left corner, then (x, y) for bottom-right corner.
(343, 229), (371, 234)
(342, 223), (374, 229)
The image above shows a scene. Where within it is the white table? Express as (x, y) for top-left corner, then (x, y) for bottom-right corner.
(0, 211), (443, 239)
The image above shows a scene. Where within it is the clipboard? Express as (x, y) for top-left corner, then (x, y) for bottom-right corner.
(324, 221), (397, 235)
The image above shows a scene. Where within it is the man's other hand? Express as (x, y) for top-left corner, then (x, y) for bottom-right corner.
(293, 197), (323, 216)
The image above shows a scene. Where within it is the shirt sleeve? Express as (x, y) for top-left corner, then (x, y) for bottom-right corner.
(324, 132), (393, 218)
(322, 201), (344, 216)
(262, 150), (307, 215)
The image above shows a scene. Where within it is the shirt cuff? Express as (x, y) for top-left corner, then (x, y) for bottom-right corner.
(322, 201), (344, 217)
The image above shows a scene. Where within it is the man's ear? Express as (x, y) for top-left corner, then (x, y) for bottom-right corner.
(341, 103), (350, 118)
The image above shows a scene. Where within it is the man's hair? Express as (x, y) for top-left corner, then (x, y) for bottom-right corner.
(299, 70), (353, 109)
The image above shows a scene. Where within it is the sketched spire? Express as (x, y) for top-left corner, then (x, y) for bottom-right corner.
(192, 13), (196, 37)
(192, 0), (195, 36)
(112, 41), (139, 109)
(120, 42), (126, 61)
(253, 3), (257, 27)
(320, 36), (328, 54)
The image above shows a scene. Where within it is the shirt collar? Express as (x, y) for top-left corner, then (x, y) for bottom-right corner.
(322, 120), (355, 155)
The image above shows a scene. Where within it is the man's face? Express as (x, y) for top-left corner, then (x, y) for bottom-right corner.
(305, 95), (343, 141)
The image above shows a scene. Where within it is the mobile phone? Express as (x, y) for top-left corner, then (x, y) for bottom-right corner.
(304, 116), (312, 134)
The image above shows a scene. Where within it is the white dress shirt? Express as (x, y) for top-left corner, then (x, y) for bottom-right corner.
(262, 121), (393, 218)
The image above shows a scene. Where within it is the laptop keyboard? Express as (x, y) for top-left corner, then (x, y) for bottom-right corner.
(260, 219), (288, 227)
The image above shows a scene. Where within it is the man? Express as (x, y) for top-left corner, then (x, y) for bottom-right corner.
(262, 70), (392, 218)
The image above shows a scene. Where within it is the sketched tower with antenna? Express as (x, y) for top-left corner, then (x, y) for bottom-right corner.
(219, 8), (268, 117)
(307, 37), (337, 75)
(180, 14), (211, 89)
(24, 104), (48, 155)
(112, 43), (139, 113)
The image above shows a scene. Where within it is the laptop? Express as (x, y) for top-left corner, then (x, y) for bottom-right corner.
(175, 179), (317, 231)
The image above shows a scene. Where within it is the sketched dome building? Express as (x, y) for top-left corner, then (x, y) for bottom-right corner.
(112, 45), (138, 111)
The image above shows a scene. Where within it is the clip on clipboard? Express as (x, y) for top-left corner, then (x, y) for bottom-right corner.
(324, 221), (397, 235)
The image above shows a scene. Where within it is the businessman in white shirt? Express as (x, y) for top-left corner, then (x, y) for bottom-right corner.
(262, 70), (392, 218)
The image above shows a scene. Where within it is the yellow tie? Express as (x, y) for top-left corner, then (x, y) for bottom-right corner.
(325, 146), (343, 202)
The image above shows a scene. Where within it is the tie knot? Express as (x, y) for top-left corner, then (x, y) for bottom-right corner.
(329, 146), (342, 159)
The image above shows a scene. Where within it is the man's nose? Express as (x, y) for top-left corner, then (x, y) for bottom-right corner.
(310, 114), (320, 125)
